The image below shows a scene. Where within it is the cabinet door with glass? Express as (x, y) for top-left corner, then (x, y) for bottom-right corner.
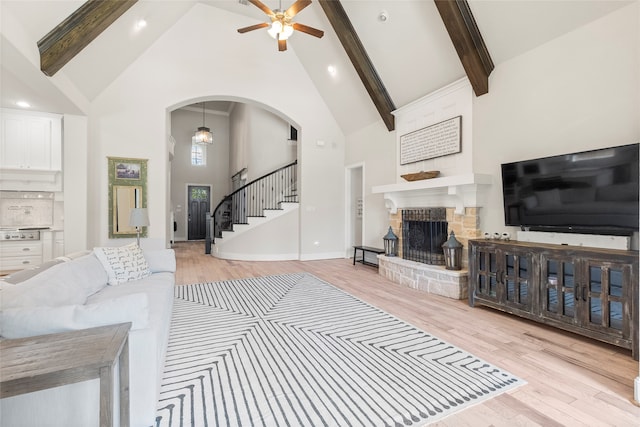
(469, 242), (500, 305)
(540, 253), (579, 326)
(541, 252), (637, 346)
(582, 259), (634, 343)
(469, 241), (535, 314)
(501, 247), (536, 312)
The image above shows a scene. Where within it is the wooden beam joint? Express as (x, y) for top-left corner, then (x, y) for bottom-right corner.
(37, 0), (138, 77)
(318, 0), (396, 131)
(434, 0), (494, 96)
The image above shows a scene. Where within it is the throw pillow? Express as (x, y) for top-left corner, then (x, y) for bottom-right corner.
(93, 243), (151, 286)
(1, 292), (149, 339)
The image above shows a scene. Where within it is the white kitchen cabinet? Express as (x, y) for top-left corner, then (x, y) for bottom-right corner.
(0, 240), (43, 273)
(0, 109), (62, 171)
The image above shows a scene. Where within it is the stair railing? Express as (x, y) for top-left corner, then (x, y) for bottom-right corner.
(209, 160), (298, 245)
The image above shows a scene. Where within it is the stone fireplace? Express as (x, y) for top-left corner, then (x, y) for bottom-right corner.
(377, 207), (481, 299)
(372, 174), (491, 300)
(391, 206), (481, 267)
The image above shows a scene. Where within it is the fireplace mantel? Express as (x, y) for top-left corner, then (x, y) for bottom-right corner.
(372, 173), (493, 214)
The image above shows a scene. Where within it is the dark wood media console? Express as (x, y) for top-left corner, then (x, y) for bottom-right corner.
(468, 239), (638, 359)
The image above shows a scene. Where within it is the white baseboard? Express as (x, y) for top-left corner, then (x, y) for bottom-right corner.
(635, 376), (640, 404)
(213, 251), (300, 261)
(299, 251), (345, 261)
(516, 231), (630, 250)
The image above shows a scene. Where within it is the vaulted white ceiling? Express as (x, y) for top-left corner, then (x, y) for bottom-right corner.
(1, 0), (632, 134)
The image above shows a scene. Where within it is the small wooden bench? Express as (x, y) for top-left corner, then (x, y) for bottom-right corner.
(353, 245), (385, 268)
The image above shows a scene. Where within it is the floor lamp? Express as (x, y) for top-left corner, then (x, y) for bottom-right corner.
(129, 208), (149, 247)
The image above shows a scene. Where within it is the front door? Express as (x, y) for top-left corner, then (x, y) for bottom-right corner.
(187, 185), (210, 240)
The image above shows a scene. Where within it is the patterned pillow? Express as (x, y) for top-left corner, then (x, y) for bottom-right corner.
(93, 243), (151, 286)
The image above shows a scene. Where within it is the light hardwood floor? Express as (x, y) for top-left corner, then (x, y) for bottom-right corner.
(173, 242), (640, 426)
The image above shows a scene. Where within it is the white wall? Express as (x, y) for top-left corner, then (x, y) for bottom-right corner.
(350, 166), (363, 246)
(229, 103), (295, 181)
(86, 4), (344, 256)
(62, 114), (88, 252)
(473, 2), (639, 236)
(344, 120), (396, 249)
(229, 103), (249, 177)
(215, 208), (299, 261)
(246, 105), (296, 180)
(170, 108), (230, 241)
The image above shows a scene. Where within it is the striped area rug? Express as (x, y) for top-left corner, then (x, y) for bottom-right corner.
(155, 273), (524, 427)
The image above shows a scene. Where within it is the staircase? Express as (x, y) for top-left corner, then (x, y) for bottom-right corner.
(208, 161), (299, 260)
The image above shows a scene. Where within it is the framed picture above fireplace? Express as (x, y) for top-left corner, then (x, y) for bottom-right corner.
(400, 115), (461, 165)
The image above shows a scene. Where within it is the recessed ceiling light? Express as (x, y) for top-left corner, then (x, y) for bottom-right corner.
(327, 65), (337, 77)
(135, 19), (147, 31)
(16, 101), (30, 108)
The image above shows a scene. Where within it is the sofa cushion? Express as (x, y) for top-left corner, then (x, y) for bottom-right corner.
(94, 243), (151, 285)
(0, 292), (149, 339)
(87, 272), (174, 336)
(144, 249), (177, 273)
(0, 254), (108, 310)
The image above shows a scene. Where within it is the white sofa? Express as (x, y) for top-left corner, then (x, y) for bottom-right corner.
(0, 245), (176, 427)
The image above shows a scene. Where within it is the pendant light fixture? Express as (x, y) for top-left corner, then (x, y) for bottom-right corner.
(192, 101), (213, 145)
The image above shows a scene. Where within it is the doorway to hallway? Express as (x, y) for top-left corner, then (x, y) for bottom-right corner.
(345, 164), (364, 257)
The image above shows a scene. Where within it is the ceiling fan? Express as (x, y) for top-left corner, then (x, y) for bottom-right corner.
(237, 0), (324, 52)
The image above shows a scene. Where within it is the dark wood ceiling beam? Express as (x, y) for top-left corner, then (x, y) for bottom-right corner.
(434, 0), (494, 96)
(37, 0), (138, 77)
(318, 0), (396, 131)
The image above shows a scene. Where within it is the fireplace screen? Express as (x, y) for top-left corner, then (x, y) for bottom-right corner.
(402, 208), (448, 265)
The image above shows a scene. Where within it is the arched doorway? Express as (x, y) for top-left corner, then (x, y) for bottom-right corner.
(167, 98), (299, 249)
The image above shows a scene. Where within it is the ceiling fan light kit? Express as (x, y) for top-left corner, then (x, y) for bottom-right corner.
(238, 0), (324, 51)
(268, 20), (294, 40)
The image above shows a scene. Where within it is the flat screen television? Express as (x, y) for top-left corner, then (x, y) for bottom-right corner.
(501, 143), (639, 235)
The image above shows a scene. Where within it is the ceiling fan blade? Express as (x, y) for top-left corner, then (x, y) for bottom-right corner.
(278, 38), (287, 52)
(292, 22), (324, 38)
(237, 22), (269, 33)
(285, 0), (311, 18)
(248, 0), (274, 16)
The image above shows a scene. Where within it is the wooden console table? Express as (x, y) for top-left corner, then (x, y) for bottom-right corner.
(353, 245), (385, 268)
(0, 322), (132, 427)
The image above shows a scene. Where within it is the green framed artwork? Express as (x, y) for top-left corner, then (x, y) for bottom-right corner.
(108, 157), (148, 239)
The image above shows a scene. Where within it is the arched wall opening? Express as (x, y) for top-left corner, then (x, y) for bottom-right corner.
(167, 96), (301, 248)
